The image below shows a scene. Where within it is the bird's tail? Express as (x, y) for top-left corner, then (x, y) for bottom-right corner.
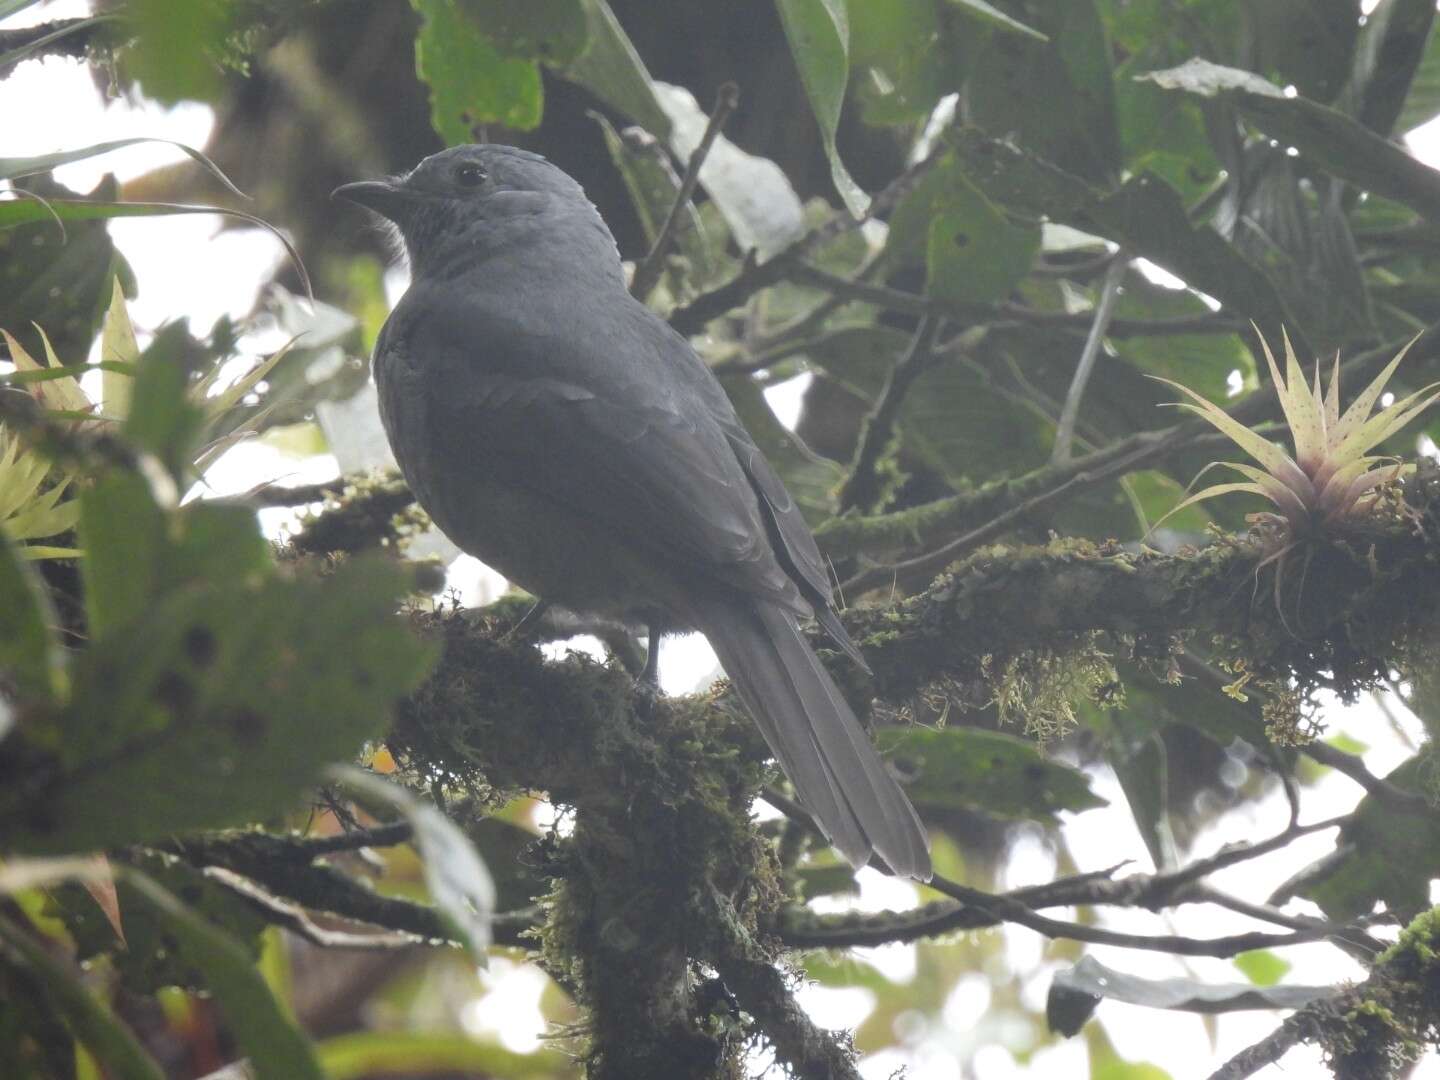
(699, 596), (931, 881)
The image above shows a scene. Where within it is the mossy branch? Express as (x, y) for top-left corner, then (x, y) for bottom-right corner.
(1209, 905), (1440, 1080)
(850, 526), (1438, 713)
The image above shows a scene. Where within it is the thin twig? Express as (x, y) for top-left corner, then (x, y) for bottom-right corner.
(840, 430), (1179, 594)
(1187, 885), (1386, 961)
(770, 816), (1352, 949)
(1052, 251), (1128, 464)
(1121, 815), (1351, 902)
(205, 867), (424, 950)
(631, 82), (739, 301)
(232, 478), (350, 508)
(926, 873), (1362, 958)
(667, 149), (943, 336)
(166, 836), (537, 948)
(836, 316), (942, 513)
(1206, 1016), (1313, 1080)
(280, 821), (415, 857)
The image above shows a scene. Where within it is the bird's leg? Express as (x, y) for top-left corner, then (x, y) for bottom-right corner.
(506, 598), (551, 641)
(641, 618), (665, 688)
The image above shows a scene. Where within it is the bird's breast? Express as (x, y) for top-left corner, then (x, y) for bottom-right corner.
(372, 339), (673, 620)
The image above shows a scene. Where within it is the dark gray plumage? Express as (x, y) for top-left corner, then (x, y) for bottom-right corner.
(334, 144), (931, 880)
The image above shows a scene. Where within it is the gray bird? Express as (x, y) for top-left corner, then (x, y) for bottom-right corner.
(334, 145), (930, 880)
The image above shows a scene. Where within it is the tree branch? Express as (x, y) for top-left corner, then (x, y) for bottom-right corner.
(703, 888), (863, 1080)
(630, 82), (738, 302)
(163, 833), (536, 949)
(1207, 905), (1440, 1080)
(926, 874), (1370, 958)
(1301, 740), (1433, 811)
(0, 18), (109, 78)
(1052, 252), (1129, 464)
(816, 327), (1440, 573)
(771, 817), (1356, 949)
(667, 150), (942, 336)
(836, 316), (942, 513)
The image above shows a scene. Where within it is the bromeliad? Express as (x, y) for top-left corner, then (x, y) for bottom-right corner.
(1157, 330), (1439, 543)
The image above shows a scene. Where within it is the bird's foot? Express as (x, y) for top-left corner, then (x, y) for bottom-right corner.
(503, 598), (551, 642)
(639, 619), (664, 689)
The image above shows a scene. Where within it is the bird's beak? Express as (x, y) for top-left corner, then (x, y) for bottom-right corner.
(331, 179), (411, 220)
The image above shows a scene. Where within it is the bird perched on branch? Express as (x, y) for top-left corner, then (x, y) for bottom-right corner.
(334, 145), (931, 880)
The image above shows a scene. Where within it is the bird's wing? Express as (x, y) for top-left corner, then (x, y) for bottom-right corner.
(643, 315), (866, 665)
(414, 301), (808, 610)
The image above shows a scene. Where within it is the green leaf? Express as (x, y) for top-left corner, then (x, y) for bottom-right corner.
(794, 863), (860, 901)
(124, 322), (209, 482)
(943, 0), (1047, 41)
(1128, 667), (1270, 750)
(6, 559), (433, 854)
(1142, 59), (1440, 223)
(563, 0), (672, 139)
(886, 151), (1040, 302)
(1112, 51), (1222, 204)
(962, 1), (1120, 184)
(1109, 272), (1253, 403)
(121, 0), (232, 104)
(1102, 714), (1178, 871)
(931, 187), (1038, 304)
(1336, 0), (1436, 137)
(0, 911), (165, 1080)
(58, 851), (268, 994)
(1250, 0), (1359, 105)
(1293, 755), (1440, 920)
(0, 198), (311, 300)
(0, 139), (245, 196)
(849, 0), (955, 126)
(1232, 949), (1292, 988)
(593, 113), (717, 294)
(318, 1032), (567, 1080)
(809, 325), (1052, 485)
(413, 0), (543, 139)
(776, 0), (869, 216)
(877, 726), (1105, 820)
(331, 767), (496, 962)
(455, 0), (588, 65)
(0, 175), (127, 369)
(79, 472), (167, 639)
(100, 277), (138, 419)
(948, 128), (1310, 355)
(119, 871), (324, 1080)
(0, 1), (45, 20)
(0, 531), (59, 701)
(1396, 18), (1440, 132)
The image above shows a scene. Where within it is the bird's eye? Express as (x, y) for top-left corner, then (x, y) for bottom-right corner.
(454, 164), (487, 188)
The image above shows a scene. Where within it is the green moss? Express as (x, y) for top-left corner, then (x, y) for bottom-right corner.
(1377, 906), (1440, 969)
(982, 634), (1123, 742)
(387, 608), (781, 1075)
(289, 472), (417, 555)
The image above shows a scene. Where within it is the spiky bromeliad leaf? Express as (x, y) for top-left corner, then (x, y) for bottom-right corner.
(1155, 329), (1439, 537)
(0, 329), (92, 557)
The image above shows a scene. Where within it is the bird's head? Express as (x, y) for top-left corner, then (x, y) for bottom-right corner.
(333, 145), (619, 279)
